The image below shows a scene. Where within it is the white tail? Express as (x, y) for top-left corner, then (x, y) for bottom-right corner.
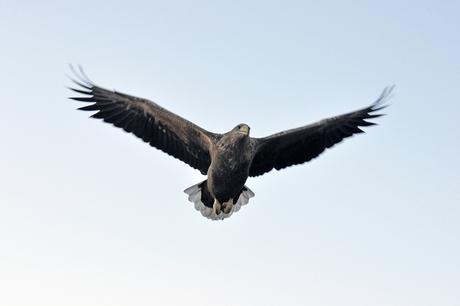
(184, 181), (255, 221)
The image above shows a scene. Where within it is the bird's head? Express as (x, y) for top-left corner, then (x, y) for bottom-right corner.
(233, 124), (250, 136)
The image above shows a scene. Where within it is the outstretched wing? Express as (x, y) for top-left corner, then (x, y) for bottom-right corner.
(68, 66), (216, 175)
(249, 86), (395, 177)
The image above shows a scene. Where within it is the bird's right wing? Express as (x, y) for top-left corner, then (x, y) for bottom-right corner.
(68, 66), (217, 175)
(249, 86), (395, 177)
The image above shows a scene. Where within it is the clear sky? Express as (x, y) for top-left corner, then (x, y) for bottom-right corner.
(1, 1), (459, 305)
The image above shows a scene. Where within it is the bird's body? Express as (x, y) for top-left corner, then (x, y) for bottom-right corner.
(204, 125), (255, 215)
(209, 125), (253, 200)
(69, 66), (394, 220)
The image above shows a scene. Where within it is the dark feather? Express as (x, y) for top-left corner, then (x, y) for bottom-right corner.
(249, 86), (394, 177)
(68, 66), (215, 175)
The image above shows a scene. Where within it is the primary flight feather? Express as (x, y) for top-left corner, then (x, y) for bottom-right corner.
(68, 66), (394, 220)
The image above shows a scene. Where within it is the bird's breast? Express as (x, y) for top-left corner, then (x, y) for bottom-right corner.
(207, 140), (254, 201)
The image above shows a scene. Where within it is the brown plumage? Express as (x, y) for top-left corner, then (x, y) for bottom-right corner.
(68, 65), (394, 220)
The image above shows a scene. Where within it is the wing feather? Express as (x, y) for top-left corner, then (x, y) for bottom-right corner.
(249, 86), (394, 177)
(68, 66), (216, 175)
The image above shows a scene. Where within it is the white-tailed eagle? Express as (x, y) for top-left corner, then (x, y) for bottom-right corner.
(68, 66), (394, 221)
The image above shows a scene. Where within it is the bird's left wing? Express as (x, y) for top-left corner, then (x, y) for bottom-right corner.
(249, 86), (394, 177)
(68, 66), (216, 175)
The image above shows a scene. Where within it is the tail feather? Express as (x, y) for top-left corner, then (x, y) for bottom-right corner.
(184, 181), (255, 221)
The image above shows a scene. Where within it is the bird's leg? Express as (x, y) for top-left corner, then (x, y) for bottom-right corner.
(221, 199), (233, 214)
(213, 199), (221, 215)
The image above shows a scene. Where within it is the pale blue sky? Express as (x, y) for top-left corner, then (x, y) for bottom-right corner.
(1, 1), (459, 305)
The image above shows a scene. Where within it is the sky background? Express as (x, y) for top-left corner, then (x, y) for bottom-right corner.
(1, 1), (459, 305)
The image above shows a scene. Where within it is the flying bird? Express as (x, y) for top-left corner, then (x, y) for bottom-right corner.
(68, 66), (394, 221)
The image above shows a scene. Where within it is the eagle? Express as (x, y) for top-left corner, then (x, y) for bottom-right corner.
(68, 66), (394, 221)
